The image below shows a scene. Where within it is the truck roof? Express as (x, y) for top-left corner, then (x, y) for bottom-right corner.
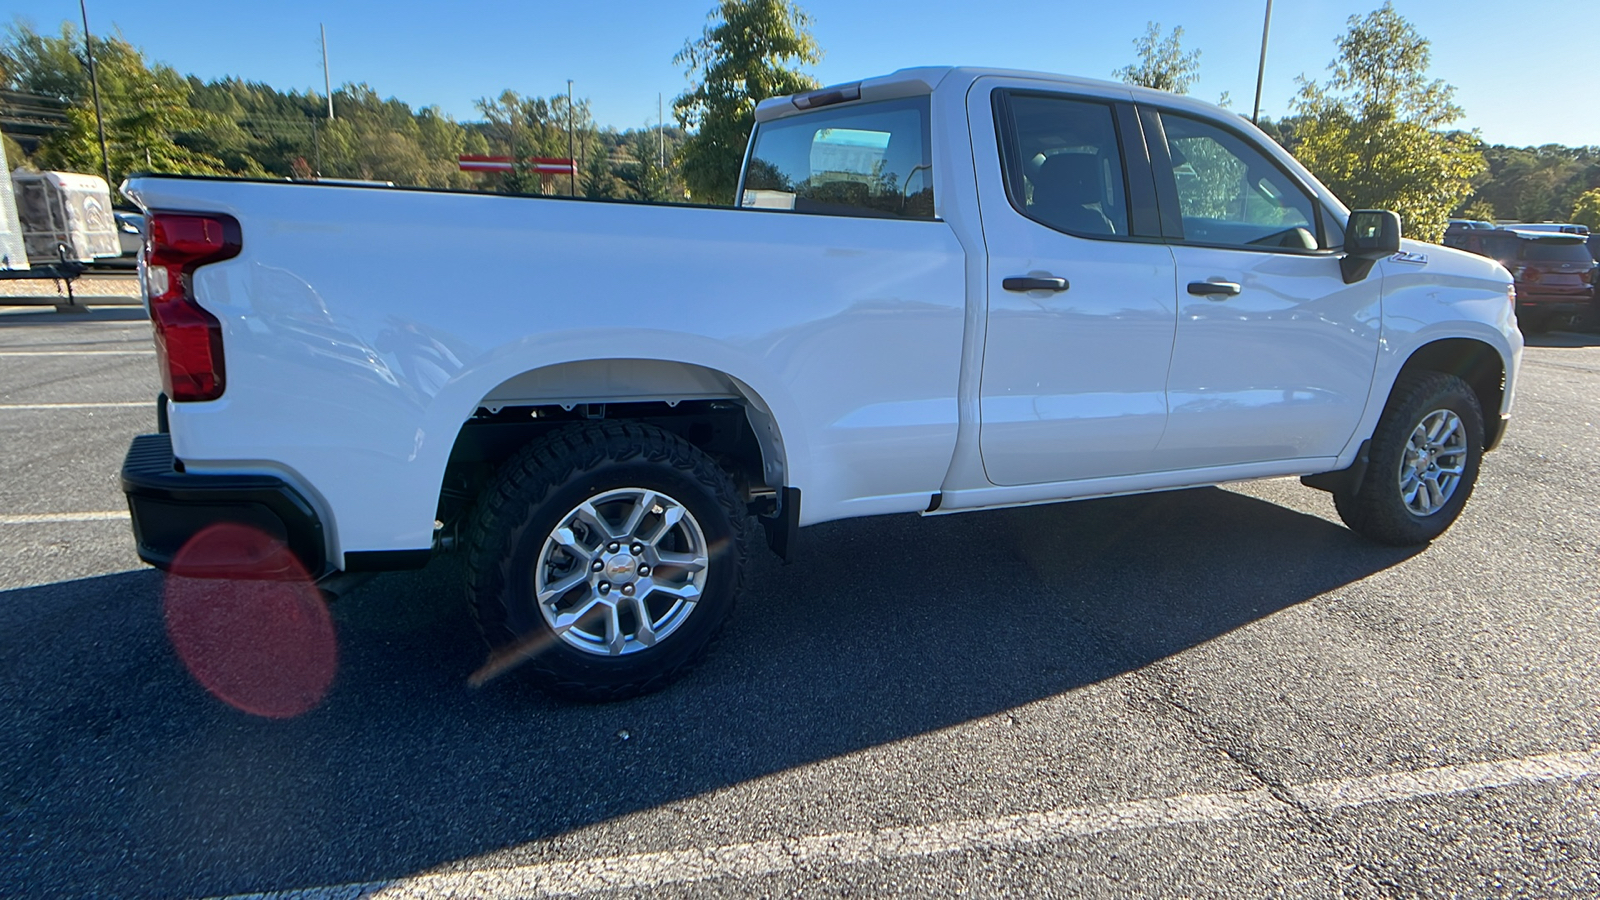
(753, 66), (1228, 123)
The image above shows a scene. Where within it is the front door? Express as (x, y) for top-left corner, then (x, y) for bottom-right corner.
(1143, 108), (1382, 469)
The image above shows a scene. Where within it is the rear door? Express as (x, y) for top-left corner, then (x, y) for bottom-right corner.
(968, 78), (1178, 486)
(1144, 107), (1382, 469)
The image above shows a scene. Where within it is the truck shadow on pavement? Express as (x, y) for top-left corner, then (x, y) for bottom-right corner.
(1, 487), (1420, 898)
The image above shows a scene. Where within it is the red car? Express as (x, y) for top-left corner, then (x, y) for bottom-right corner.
(1444, 228), (1596, 332)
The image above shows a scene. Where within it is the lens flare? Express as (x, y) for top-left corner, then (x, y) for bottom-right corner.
(163, 523), (336, 718)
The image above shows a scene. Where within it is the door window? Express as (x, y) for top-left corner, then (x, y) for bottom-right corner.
(1157, 111), (1328, 251)
(998, 95), (1130, 238)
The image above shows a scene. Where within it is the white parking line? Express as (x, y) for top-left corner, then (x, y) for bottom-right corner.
(209, 746), (1600, 900)
(0, 349), (154, 357)
(0, 511), (130, 525)
(0, 401), (150, 410)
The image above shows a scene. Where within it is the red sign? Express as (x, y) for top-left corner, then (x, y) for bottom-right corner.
(458, 155), (576, 175)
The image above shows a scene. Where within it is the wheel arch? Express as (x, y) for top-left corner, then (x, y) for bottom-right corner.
(434, 358), (792, 534)
(1393, 337), (1507, 450)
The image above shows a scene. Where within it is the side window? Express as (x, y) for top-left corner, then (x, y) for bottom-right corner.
(740, 97), (933, 219)
(999, 94), (1130, 238)
(1157, 111), (1326, 251)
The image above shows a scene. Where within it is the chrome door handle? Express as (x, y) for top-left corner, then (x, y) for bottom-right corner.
(1003, 276), (1070, 293)
(1187, 281), (1242, 298)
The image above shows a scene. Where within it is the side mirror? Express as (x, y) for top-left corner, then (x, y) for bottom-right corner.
(1346, 209), (1401, 256)
(1341, 209), (1402, 283)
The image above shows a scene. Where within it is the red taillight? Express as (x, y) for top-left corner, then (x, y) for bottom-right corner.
(145, 213), (241, 402)
(1519, 266), (1542, 284)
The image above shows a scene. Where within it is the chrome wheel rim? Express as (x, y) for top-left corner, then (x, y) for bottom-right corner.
(1398, 409), (1468, 517)
(534, 487), (709, 656)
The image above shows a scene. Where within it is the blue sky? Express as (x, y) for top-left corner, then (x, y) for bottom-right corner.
(6, 0), (1597, 147)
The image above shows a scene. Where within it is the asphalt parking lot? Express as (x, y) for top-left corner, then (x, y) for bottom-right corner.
(2, 303), (1597, 899)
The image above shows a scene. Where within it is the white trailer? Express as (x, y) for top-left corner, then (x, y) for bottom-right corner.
(12, 169), (119, 263)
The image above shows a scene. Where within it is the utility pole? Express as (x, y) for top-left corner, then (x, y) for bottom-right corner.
(1252, 0), (1274, 125)
(78, 0), (111, 187)
(311, 118), (322, 178)
(658, 93), (664, 168)
(321, 24), (334, 120)
(567, 80), (576, 195)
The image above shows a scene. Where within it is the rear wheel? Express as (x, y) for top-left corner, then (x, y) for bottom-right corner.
(1333, 372), (1483, 546)
(465, 421), (752, 700)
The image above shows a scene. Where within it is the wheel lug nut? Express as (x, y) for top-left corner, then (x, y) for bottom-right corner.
(591, 559), (604, 571)
(599, 582), (611, 594)
(608, 542), (620, 553)
(631, 543), (644, 555)
(638, 565), (650, 577)
(621, 583), (635, 596)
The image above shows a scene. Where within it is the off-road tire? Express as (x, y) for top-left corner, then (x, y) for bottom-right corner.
(1333, 372), (1484, 546)
(465, 421), (754, 701)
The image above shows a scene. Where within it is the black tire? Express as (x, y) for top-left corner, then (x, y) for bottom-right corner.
(465, 421), (753, 701)
(1333, 372), (1484, 546)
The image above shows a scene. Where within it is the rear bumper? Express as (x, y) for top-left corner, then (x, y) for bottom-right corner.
(121, 433), (328, 578)
(1515, 288), (1594, 312)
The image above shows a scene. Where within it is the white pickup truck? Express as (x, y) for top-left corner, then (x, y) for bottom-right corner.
(122, 67), (1522, 699)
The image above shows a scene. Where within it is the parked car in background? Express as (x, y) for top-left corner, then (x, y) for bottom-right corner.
(1504, 222), (1589, 236)
(1444, 227), (1596, 332)
(1444, 219), (1494, 240)
(115, 211), (144, 257)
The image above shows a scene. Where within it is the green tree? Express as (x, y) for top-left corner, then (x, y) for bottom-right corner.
(1572, 189), (1600, 230)
(673, 0), (820, 205)
(1457, 199), (1496, 223)
(1467, 144), (1600, 224)
(2, 131), (27, 169)
(474, 90), (595, 194)
(1, 21), (90, 100)
(618, 130), (680, 202)
(1114, 23), (1200, 94)
(3, 23), (235, 187)
(581, 151), (623, 199)
(1289, 3), (1484, 243)
(185, 76), (484, 188)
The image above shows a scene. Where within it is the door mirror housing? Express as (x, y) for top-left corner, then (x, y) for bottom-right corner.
(1341, 209), (1402, 283)
(1346, 210), (1402, 256)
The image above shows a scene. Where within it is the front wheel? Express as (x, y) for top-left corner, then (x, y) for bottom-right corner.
(1333, 372), (1484, 546)
(465, 421), (753, 700)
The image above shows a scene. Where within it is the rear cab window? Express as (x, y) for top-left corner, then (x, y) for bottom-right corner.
(740, 97), (934, 220)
